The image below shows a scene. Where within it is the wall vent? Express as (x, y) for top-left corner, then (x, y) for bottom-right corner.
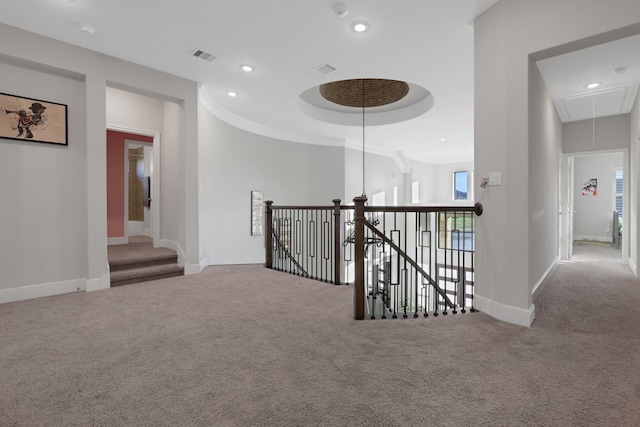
(316, 63), (336, 74)
(190, 49), (217, 62)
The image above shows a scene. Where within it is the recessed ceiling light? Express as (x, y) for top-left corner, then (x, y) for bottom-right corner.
(586, 82), (600, 89)
(79, 24), (96, 35)
(240, 64), (254, 72)
(440, 138), (447, 142)
(352, 21), (370, 32)
(227, 91), (238, 97)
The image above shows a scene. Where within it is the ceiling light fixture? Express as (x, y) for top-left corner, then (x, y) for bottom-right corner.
(240, 64), (254, 72)
(227, 91), (238, 97)
(352, 21), (370, 32)
(613, 67), (627, 75)
(441, 138), (447, 142)
(586, 82), (600, 89)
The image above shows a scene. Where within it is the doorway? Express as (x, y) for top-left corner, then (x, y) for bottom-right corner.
(126, 141), (153, 237)
(561, 150), (627, 261)
(106, 127), (160, 247)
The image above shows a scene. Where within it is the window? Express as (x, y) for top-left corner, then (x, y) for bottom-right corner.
(615, 168), (623, 218)
(438, 212), (474, 251)
(453, 171), (468, 200)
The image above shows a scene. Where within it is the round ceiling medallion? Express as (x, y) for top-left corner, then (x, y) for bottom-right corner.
(319, 78), (410, 108)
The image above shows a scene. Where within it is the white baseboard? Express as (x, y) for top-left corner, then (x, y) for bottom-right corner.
(87, 273), (111, 292)
(531, 256), (559, 300)
(159, 239), (204, 275)
(159, 239), (186, 266)
(630, 257), (637, 277)
(474, 295), (535, 327)
(183, 259), (207, 275)
(574, 235), (612, 243)
(107, 236), (128, 246)
(0, 278), (86, 304)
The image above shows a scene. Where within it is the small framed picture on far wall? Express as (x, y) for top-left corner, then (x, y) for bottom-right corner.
(251, 190), (264, 235)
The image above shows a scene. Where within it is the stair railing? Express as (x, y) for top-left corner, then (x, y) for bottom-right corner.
(265, 197), (483, 319)
(265, 200), (343, 284)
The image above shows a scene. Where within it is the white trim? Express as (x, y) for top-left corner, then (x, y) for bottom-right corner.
(629, 257), (637, 277)
(107, 124), (161, 248)
(531, 256), (559, 298)
(474, 296), (535, 327)
(87, 273), (111, 292)
(159, 239), (186, 266)
(184, 259), (206, 275)
(0, 278), (86, 304)
(107, 236), (128, 246)
(574, 235), (612, 243)
(344, 139), (412, 173)
(158, 240), (204, 275)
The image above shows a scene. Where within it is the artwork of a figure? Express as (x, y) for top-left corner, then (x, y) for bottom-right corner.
(5, 102), (47, 139)
(582, 178), (598, 196)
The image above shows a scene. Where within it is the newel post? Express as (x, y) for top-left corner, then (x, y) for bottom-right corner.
(353, 195), (367, 320)
(332, 199), (342, 285)
(265, 201), (273, 269)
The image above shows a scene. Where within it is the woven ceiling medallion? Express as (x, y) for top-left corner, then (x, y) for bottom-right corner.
(319, 78), (410, 108)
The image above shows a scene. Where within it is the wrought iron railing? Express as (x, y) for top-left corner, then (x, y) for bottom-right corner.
(265, 200), (343, 284)
(265, 197), (483, 319)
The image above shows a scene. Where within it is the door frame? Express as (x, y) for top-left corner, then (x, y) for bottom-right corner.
(107, 124), (161, 248)
(125, 140), (153, 238)
(560, 148), (628, 262)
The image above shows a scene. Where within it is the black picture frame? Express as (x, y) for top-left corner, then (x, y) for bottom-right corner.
(0, 92), (68, 146)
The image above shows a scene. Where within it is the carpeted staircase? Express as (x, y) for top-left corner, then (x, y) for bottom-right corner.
(108, 236), (184, 287)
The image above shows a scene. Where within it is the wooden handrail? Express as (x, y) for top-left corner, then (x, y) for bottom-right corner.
(363, 203), (483, 215)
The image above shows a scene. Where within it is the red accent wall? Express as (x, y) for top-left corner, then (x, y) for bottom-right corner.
(106, 130), (153, 238)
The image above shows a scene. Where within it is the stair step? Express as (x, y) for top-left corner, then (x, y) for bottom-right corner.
(110, 263), (184, 287)
(109, 253), (178, 272)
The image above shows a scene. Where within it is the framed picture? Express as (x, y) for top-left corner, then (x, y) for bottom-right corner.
(581, 178), (597, 196)
(0, 93), (68, 146)
(251, 190), (264, 236)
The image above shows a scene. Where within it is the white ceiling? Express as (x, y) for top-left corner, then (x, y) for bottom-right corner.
(0, 0), (502, 164)
(537, 33), (640, 123)
(2, 1), (637, 165)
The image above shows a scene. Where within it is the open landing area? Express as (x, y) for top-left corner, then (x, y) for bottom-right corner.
(1, 244), (639, 426)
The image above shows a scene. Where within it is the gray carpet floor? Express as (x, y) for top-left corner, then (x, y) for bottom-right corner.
(1, 244), (639, 426)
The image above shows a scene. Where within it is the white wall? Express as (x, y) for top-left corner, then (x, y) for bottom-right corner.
(106, 87), (164, 131)
(409, 159), (436, 204)
(433, 161), (475, 204)
(474, 0), (640, 326)
(344, 148), (404, 206)
(573, 153), (622, 242)
(199, 108), (345, 266)
(563, 115), (630, 153)
(528, 61), (562, 297)
(0, 60), (87, 296)
(0, 23), (200, 302)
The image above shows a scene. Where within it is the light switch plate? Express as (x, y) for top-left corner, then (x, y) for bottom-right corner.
(489, 171), (502, 186)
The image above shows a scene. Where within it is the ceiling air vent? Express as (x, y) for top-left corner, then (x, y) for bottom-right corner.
(316, 63), (336, 74)
(190, 49), (217, 62)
